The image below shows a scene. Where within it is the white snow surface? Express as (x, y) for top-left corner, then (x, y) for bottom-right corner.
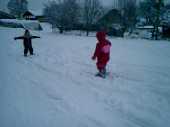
(0, 19), (41, 30)
(0, 24), (170, 127)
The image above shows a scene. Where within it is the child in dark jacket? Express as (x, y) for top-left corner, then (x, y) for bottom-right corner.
(14, 29), (40, 57)
(92, 31), (111, 78)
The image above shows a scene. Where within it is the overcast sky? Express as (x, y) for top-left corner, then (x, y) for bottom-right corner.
(0, 0), (170, 12)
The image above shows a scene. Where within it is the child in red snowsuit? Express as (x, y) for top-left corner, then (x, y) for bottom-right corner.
(92, 31), (111, 77)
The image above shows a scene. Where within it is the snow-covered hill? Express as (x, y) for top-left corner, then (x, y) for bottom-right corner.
(0, 25), (170, 127)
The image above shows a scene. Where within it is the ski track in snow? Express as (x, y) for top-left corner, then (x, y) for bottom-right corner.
(0, 25), (170, 127)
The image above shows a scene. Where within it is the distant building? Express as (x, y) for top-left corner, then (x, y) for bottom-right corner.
(22, 10), (45, 21)
(99, 9), (122, 25)
(23, 11), (36, 20)
(29, 10), (45, 22)
(98, 9), (124, 37)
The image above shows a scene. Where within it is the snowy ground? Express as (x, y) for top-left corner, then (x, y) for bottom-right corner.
(0, 24), (170, 127)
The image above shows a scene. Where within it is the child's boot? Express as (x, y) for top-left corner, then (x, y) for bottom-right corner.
(100, 68), (106, 78)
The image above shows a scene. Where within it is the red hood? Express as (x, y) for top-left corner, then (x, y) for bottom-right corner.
(96, 31), (106, 42)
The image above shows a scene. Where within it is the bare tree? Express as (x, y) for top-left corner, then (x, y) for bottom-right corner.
(119, 0), (137, 33)
(62, 0), (80, 29)
(44, 0), (80, 33)
(43, 1), (58, 26)
(138, 0), (164, 40)
(7, 0), (28, 18)
(83, 0), (103, 36)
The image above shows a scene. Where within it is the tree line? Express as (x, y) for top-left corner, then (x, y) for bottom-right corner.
(43, 0), (165, 39)
(7, 0), (168, 39)
(43, 0), (104, 36)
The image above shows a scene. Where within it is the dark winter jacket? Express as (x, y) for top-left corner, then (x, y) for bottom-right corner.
(14, 35), (40, 48)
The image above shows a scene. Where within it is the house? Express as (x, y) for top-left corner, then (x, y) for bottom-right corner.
(22, 10), (45, 21)
(23, 11), (36, 20)
(30, 10), (45, 21)
(98, 9), (124, 37)
(135, 26), (154, 39)
(98, 9), (122, 27)
(0, 10), (42, 30)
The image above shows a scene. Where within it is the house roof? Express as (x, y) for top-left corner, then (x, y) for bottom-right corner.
(98, 9), (122, 25)
(23, 11), (34, 17)
(23, 10), (43, 17)
(30, 10), (43, 16)
(0, 19), (42, 30)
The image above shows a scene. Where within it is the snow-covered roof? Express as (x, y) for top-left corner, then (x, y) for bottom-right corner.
(0, 19), (42, 30)
(29, 10), (43, 16)
(0, 19), (39, 24)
